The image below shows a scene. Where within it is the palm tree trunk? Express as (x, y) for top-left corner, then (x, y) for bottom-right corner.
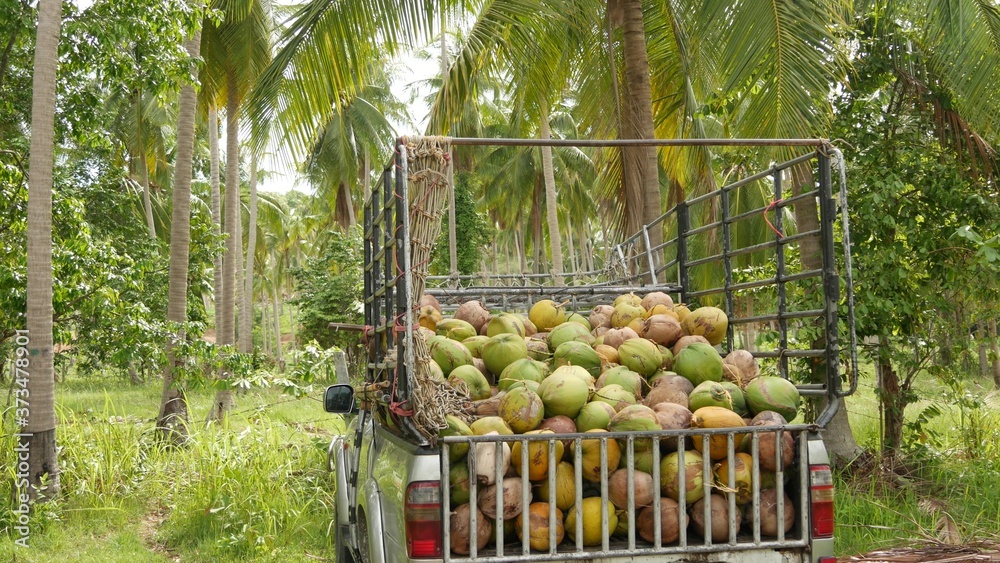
(261, 292), (270, 356)
(239, 156), (258, 353)
(273, 284), (283, 371)
(138, 85), (155, 238)
(211, 72), (240, 421)
(158, 12), (202, 443)
(209, 107), (222, 313)
(539, 103), (564, 285)
(977, 320), (988, 377)
(334, 181), (355, 229)
(532, 177), (545, 274)
(24, 0), (63, 500)
(619, 0), (662, 253)
(516, 223), (528, 273)
(566, 217), (577, 279)
(989, 318), (999, 388)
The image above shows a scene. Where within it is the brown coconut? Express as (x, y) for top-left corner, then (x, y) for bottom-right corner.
(722, 363), (745, 387)
(516, 502), (565, 551)
(419, 293), (441, 313)
(759, 489), (795, 536)
(636, 498), (681, 544)
(478, 477), (529, 520)
(653, 373), (695, 396)
(644, 315), (684, 347)
(608, 469), (656, 509)
(653, 402), (693, 451)
(595, 344), (620, 364)
(691, 494), (739, 542)
(479, 318), (491, 336)
(455, 300), (490, 333)
(642, 291), (675, 311)
(589, 305), (614, 330)
(538, 415), (577, 451)
(724, 349), (760, 386)
(672, 334), (710, 356)
(644, 385), (689, 410)
(752, 411), (794, 471)
(450, 503), (492, 555)
(602, 327), (639, 349)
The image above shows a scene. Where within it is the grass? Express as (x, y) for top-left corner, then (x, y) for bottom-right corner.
(1, 375), (345, 562)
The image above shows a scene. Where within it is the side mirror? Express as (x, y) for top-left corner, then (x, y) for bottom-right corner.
(324, 384), (357, 414)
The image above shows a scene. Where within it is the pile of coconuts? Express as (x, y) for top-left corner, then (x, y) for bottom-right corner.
(422, 293), (801, 554)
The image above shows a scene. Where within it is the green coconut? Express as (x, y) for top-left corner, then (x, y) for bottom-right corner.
(487, 313), (526, 337)
(611, 303), (646, 328)
(439, 415), (473, 462)
(566, 312), (591, 328)
(614, 292), (643, 308)
(430, 338), (474, 377)
(499, 387), (545, 433)
(575, 401), (616, 432)
(688, 381), (734, 412)
(436, 318), (478, 342)
(470, 416), (513, 435)
(681, 306), (729, 346)
(525, 338), (551, 361)
(450, 463), (473, 508)
(608, 404), (661, 451)
(599, 367), (645, 399)
(719, 381), (749, 417)
(529, 299), (566, 332)
(660, 449), (705, 503)
(617, 338), (663, 377)
(498, 358), (548, 392)
(428, 359), (445, 380)
(449, 364), (492, 400)
(658, 345), (674, 371)
(593, 384), (637, 412)
(553, 340), (603, 377)
(537, 366), (593, 419)
(673, 342), (724, 386)
(462, 335), (490, 359)
(482, 333), (528, 377)
(506, 379), (541, 394)
(547, 322), (593, 352)
(744, 376), (801, 420)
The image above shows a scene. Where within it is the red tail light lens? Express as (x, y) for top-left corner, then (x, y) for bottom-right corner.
(405, 481), (443, 558)
(810, 465), (834, 539)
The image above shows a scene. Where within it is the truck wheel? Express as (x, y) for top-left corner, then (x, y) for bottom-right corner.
(357, 511), (372, 563)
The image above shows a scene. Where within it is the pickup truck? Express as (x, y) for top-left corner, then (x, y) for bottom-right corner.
(324, 136), (856, 563)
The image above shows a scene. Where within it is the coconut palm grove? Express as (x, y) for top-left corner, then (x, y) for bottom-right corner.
(2, 0), (1000, 560)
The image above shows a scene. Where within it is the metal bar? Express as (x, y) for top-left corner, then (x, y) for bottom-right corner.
(440, 424), (818, 443)
(775, 429), (785, 542)
(445, 137), (829, 147)
(715, 152), (820, 194)
(495, 442), (504, 557)
(685, 220), (722, 237)
(727, 433), (737, 546)
(685, 253), (724, 269)
(547, 439), (557, 555)
(468, 442), (478, 559)
(641, 226), (658, 285)
(750, 349), (825, 359)
(626, 437), (635, 551)
(799, 431), (810, 542)
(677, 202), (690, 303)
(721, 184), (734, 352)
(444, 540), (811, 563)
(442, 445), (451, 563)
(724, 309), (826, 325)
(425, 284), (681, 298)
(522, 438), (530, 556)
(600, 438), (609, 553)
(678, 437), (687, 548)
(751, 433), (761, 545)
(652, 437), (661, 548)
(702, 434), (712, 546)
(817, 151), (842, 427)
(574, 438), (583, 552)
(775, 170), (789, 379)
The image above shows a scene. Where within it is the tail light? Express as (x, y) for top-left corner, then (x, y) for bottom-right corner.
(810, 464), (834, 539)
(405, 481), (443, 558)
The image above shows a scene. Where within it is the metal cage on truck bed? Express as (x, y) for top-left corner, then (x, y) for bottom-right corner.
(358, 136), (854, 562)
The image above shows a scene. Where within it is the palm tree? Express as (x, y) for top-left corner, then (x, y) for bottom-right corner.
(208, 107), (223, 318)
(24, 0), (62, 499)
(239, 155), (259, 353)
(157, 12), (203, 442)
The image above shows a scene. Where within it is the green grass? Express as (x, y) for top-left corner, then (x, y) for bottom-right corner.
(1, 376), (345, 562)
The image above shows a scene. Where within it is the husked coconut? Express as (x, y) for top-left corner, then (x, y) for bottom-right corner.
(455, 300), (491, 332)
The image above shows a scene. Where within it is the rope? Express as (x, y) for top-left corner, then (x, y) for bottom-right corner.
(764, 198), (786, 238)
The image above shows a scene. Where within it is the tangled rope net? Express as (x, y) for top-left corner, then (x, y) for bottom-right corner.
(403, 136), (472, 440)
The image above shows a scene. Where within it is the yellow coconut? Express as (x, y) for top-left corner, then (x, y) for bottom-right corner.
(510, 430), (565, 481)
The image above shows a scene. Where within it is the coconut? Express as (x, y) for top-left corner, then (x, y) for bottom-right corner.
(644, 385), (689, 410)
(449, 364), (492, 401)
(719, 381), (749, 417)
(453, 300), (489, 331)
(627, 317), (646, 336)
(608, 404), (661, 451)
(521, 316), (538, 337)
(487, 313), (526, 337)
(566, 497), (618, 547)
(674, 342), (724, 386)
(682, 306), (729, 346)
(724, 349), (759, 384)
(637, 498), (681, 544)
(529, 299), (566, 331)
(614, 293), (643, 308)
(652, 372), (695, 395)
(516, 502), (565, 551)
(499, 387), (545, 433)
(537, 461), (575, 510)
(506, 380), (540, 394)
(722, 363), (745, 387)
(524, 337), (549, 362)
(672, 334), (710, 356)
(462, 335), (490, 359)
(745, 376), (800, 420)
(594, 344), (620, 364)
(644, 304), (679, 320)
(498, 358), (548, 392)
(470, 416), (514, 436)
(612, 303), (646, 329)
(537, 366), (593, 419)
(660, 450), (705, 503)
(427, 359), (445, 380)
(692, 406), (747, 460)
(479, 476), (529, 520)
(601, 327), (639, 349)
(691, 494), (739, 542)
(440, 415), (473, 462)
(479, 319), (490, 336)
(437, 318), (478, 342)
(752, 411), (794, 471)
(652, 403), (692, 452)
(671, 303), (691, 322)
(608, 469), (656, 509)
(538, 415), (577, 453)
(554, 340), (603, 377)
(450, 504), (491, 555)
(472, 358), (489, 380)
(547, 322), (593, 352)
(419, 293), (441, 312)
(644, 315), (684, 347)
(566, 312), (590, 328)
(589, 305), (615, 329)
(758, 489), (795, 536)
(713, 452), (753, 504)
(418, 305), (443, 331)
(474, 432), (511, 485)
(600, 366), (645, 399)
(450, 463), (473, 507)
(658, 345), (674, 371)
(642, 291), (675, 311)
(575, 401), (616, 432)
(593, 384), (637, 412)
(617, 338), (663, 377)
(580, 429), (621, 482)
(482, 333), (528, 377)
(511, 430), (564, 480)
(689, 381), (734, 411)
